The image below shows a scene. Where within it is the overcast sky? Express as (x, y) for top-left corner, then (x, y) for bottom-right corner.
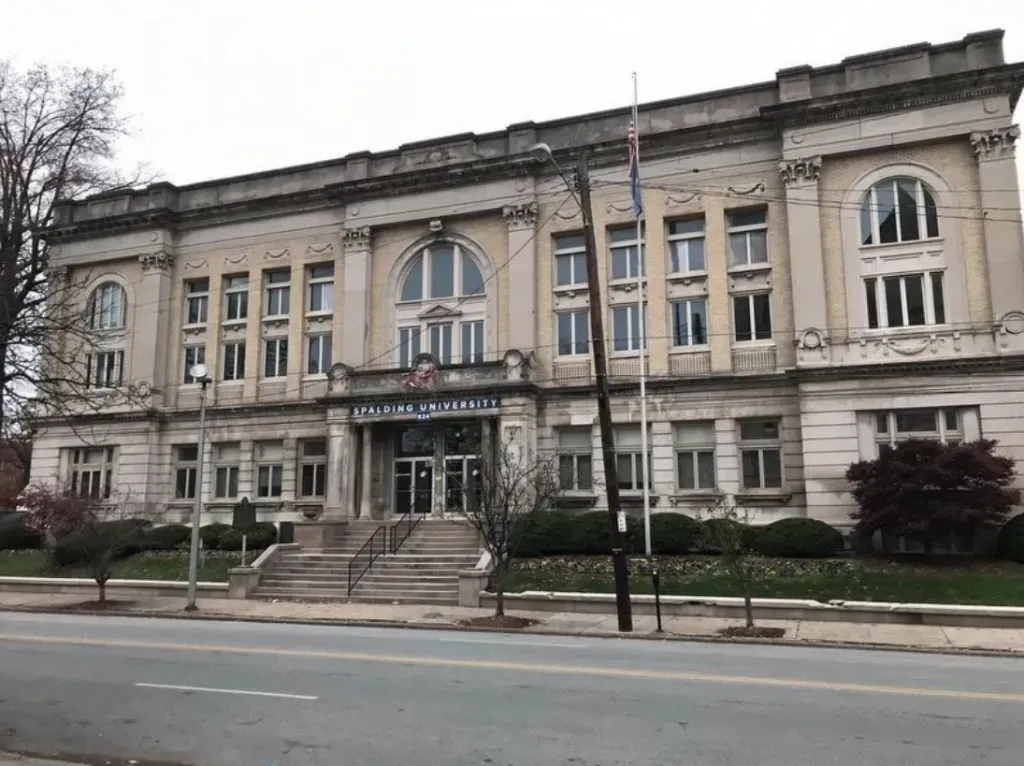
(4, 0), (1024, 186)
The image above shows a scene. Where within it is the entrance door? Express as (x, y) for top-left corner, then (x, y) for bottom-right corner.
(444, 456), (481, 513)
(395, 458), (434, 515)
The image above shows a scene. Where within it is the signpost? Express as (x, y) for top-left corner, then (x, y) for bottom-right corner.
(232, 497), (256, 566)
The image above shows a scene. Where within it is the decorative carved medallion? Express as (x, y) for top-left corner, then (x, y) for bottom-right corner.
(400, 353), (440, 391)
(970, 125), (1020, 159)
(503, 349), (531, 381)
(778, 156), (822, 186)
(139, 251), (174, 273)
(328, 362), (354, 394)
(45, 265), (69, 284)
(342, 226), (371, 252)
(502, 202), (538, 231)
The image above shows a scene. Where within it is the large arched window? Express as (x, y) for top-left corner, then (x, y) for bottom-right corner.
(395, 241), (487, 367)
(860, 177), (940, 246)
(88, 281), (128, 330)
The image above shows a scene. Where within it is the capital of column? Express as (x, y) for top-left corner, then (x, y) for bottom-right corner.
(342, 225), (371, 253)
(139, 250), (174, 274)
(778, 156), (822, 188)
(970, 125), (1020, 160)
(502, 201), (538, 231)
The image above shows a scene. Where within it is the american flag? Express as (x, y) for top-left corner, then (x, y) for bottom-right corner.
(628, 119), (643, 219)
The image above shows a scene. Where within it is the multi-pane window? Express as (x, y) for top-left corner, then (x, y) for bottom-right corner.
(860, 177), (940, 246)
(264, 269), (290, 317)
(263, 338), (288, 378)
(614, 424), (652, 491)
(174, 445), (199, 500)
(213, 443), (240, 499)
(182, 345), (206, 384)
(299, 440), (327, 497)
(69, 447), (114, 499)
(667, 218), (706, 273)
(428, 323), (453, 365)
(223, 275), (249, 322)
(611, 304), (647, 352)
(671, 299), (708, 347)
(865, 272), (946, 329)
(460, 321), (484, 364)
(733, 293), (772, 342)
(874, 408), (963, 450)
(556, 428), (593, 491)
(727, 210), (768, 267)
(222, 341), (246, 381)
(400, 243), (484, 301)
(738, 419), (783, 490)
(306, 263), (334, 313)
(557, 310), (590, 356)
(398, 326), (423, 369)
(255, 441), (284, 498)
(608, 225), (645, 281)
(306, 333), (332, 375)
(185, 279), (209, 325)
(674, 422), (716, 490)
(85, 350), (124, 389)
(554, 233), (587, 288)
(88, 282), (127, 330)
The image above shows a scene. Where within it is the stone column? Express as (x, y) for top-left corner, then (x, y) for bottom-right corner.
(324, 420), (355, 519)
(970, 126), (1024, 321)
(340, 226), (372, 366)
(136, 251), (175, 406)
(779, 157), (828, 343)
(360, 424), (373, 519)
(502, 203), (538, 352)
(432, 434), (445, 519)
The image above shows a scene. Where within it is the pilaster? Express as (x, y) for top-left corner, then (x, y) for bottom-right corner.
(779, 156), (827, 346)
(325, 420), (355, 519)
(502, 202), (538, 352)
(360, 424), (372, 519)
(287, 259), (305, 389)
(136, 251), (175, 406)
(242, 268), (263, 401)
(340, 226), (372, 366)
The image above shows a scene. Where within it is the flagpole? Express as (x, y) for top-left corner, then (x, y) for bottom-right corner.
(632, 71), (652, 560)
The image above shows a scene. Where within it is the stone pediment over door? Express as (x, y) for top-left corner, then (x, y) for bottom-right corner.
(418, 303), (463, 321)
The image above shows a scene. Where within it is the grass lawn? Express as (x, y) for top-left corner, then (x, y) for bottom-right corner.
(0, 550), (240, 582)
(504, 555), (1024, 606)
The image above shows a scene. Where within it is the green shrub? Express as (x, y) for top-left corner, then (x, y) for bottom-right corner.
(997, 514), (1024, 563)
(649, 513), (700, 554)
(0, 513), (43, 550)
(697, 518), (757, 553)
(199, 523), (232, 550)
(217, 522), (277, 551)
(52, 523), (148, 568)
(142, 524), (191, 550)
(753, 518), (844, 558)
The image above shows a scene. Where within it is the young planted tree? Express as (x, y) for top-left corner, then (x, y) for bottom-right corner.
(456, 434), (562, 617)
(698, 500), (758, 631)
(846, 438), (1019, 552)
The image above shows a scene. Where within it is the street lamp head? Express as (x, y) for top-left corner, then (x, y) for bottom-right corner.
(189, 363), (208, 381)
(528, 142), (553, 164)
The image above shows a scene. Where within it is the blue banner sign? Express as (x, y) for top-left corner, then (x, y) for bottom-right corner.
(351, 396), (500, 418)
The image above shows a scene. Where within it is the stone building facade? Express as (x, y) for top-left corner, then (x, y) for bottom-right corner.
(30, 29), (1024, 531)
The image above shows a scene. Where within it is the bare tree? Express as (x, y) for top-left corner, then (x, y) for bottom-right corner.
(698, 500), (758, 631)
(457, 435), (562, 617)
(0, 61), (152, 436)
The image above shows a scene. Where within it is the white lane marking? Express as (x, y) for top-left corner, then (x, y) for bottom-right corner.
(134, 682), (317, 700)
(436, 636), (583, 649)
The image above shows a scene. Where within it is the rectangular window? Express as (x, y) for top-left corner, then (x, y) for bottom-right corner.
(670, 299), (708, 347)
(460, 321), (484, 364)
(738, 419), (783, 490)
(223, 275), (249, 321)
(85, 350), (124, 389)
(613, 425), (652, 491)
(667, 218), (706, 273)
(174, 444), (199, 500)
(213, 443), (240, 499)
(306, 263), (334, 313)
(222, 341), (246, 381)
(556, 428), (593, 491)
(306, 333), (332, 375)
(264, 269), (290, 317)
(263, 338), (288, 378)
(608, 225), (645, 281)
(733, 293), (773, 342)
(554, 233), (587, 287)
(874, 408), (963, 449)
(674, 422), (716, 490)
(428, 323), (453, 365)
(398, 326), (422, 369)
(69, 447), (114, 499)
(611, 304), (647, 352)
(182, 345), (206, 384)
(864, 272), (946, 329)
(185, 279), (209, 325)
(299, 439), (327, 498)
(557, 310), (590, 356)
(727, 209), (768, 267)
(255, 441), (284, 498)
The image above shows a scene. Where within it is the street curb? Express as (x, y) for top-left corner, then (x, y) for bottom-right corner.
(1, 603), (1021, 659)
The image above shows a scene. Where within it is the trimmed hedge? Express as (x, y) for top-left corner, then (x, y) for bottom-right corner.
(997, 514), (1024, 563)
(199, 523), (233, 550)
(753, 517), (844, 559)
(518, 511), (701, 557)
(696, 518), (761, 553)
(142, 523), (191, 550)
(0, 512), (43, 550)
(217, 522), (277, 551)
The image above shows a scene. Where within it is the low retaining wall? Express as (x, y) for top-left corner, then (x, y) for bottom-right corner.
(0, 576), (229, 600)
(482, 591), (1024, 629)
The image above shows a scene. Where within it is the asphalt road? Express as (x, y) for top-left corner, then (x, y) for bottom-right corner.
(0, 611), (1022, 766)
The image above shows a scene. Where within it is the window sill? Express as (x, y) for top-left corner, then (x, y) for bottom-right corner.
(666, 270), (708, 284)
(620, 492), (659, 507)
(727, 262), (771, 275)
(554, 284), (589, 297)
(262, 315), (290, 323)
(609, 350), (650, 358)
(182, 324), (207, 335)
(302, 374), (328, 381)
(219, 379), (244, 386)
(859, 236), (944, 253)
(735, 490), (792, 507)
(222, 319), (247, 329)
(556, 494), (598, 509)
(608, 278), (646, 292)
(305, 310), (333, 319)
(669, 346), (710, 354)
(857, 324), (952, 337)
(259, 377), (288, 384)
(669, 490), (723, 506)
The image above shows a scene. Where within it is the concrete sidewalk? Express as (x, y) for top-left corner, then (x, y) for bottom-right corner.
(0, 590), (1021, 655)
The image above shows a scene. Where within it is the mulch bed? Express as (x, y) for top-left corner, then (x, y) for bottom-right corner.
(718, 625), (787, 639)
(52, 599), (138, 612)
(459, 615), (539, 629)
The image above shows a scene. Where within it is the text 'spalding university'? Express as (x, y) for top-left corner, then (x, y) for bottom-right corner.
(1, 632), (1023, 704)
(350, 396), (500, 418)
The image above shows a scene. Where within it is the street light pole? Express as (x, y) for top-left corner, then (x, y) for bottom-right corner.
(186, 363), (211, 611)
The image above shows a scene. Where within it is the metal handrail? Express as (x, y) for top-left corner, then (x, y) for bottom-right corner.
(347, 525), (387, 596)
(390, 508), (424, 554)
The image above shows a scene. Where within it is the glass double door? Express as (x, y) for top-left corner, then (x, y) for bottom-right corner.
(393, 423), (483, 517)
(395, 458), (434, 516)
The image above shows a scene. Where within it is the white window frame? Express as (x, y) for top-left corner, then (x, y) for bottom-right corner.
(213, 443), (240, 499)
(223, 275), (249, 322)
(726, 209), (768, 268)
(874, 408), (963, 449)
(298, 440), (327, 498)
(556, 428), (593, 492)
(611, 304), (647, 353)
(556, 310), (590, 357)
(732, 293), (773, 343)
(182, 345), (206, 384)
(864, 271), (946, 330)
(306, 333), (332, 375)
(738, 419), (783, 490)
(608, 225), (645, 282)
(222, 340), (246, 381)
(264, 269), (291, 318)
(667, 218), (706, 274)
(263, 338), (288, 379)
(85, 350), (124, 390)
(398, 326), (423, 369)
(306, 263), (334, 314)
(174, 444), (199, 500)
(554, 233), (588, 288)
(674, 422), (716, 491)
(255, 441), (284, 498)
(613, 425), (652, 492)
(69, 447), (114, 499)
(185, 279), (209, 326)
(860, 177), (940, 246)
(460, 320), (484, 364)
(89, 282), (127, 330)
(670, 298), (709, 348)
(399, 243), (485, 302)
